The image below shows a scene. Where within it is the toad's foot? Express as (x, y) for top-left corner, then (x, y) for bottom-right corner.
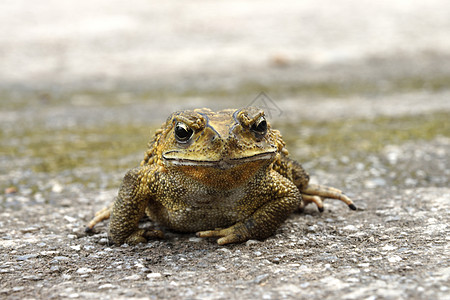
(300, 184), (356, 212)
(118, 228), (164, 245)
(196, 223), (251, 245)
(85, 205), (112, 232)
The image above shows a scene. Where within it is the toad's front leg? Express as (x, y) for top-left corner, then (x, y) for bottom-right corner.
(108, 167), (163, 245)
(197, 172), (301, 245)
(300, 184), (356, 212)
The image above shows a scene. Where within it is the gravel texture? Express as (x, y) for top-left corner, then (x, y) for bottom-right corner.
(1, 1), (450, 299)
(1, 146), (449, 299)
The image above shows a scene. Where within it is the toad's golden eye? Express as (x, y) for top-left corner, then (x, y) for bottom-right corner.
(250, 116), (267, 136)
(174, 122), (194, 143)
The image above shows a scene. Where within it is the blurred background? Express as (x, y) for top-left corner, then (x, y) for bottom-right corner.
(1, 0), (449, 189)
(2, 1), (450, 106)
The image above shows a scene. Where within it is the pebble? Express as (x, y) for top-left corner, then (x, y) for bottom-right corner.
(254, 274), (269, 284)
(54, 256), (69, 261)
(124, 274), (140, 280)
(64, 216), (77, 223)
(357, 263), (370, 268)
(147, 272), (162, 279)
(381, 245), (397, 251)
(16, 254), (38, 261)
(68, 293), (79, 298)
(20, 227), (40, 233)
(320, 276), (348, 289)
(98, 238), (109, 245)
(340, 156), (350, 164)
(342, 225), (358, 232)
(70, 245), (81, 251)
(217, 248), (231, 254)
(385, 216), (401, 222)
(98, 284), (117, 290)
(364, 178), (387, 188)
(307, 225), (319, 232)
(388, 255), (402, 263)
(405, 178), (418, 186)
(188, 237), (203, 243)
(50, 266), (60, 272)
(34, 193), (45, 203)
(76, 267), (93, 274)
(23, 275), (42, 281)
(51, 182), (64, 193)
(245, 239), (260, 246)
(5, 187), (18, 194)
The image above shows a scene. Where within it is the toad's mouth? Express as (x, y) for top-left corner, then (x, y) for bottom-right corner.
(162, 151), (276, 169)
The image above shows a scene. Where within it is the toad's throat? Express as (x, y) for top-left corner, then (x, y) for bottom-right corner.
(162, 151), (275, 170)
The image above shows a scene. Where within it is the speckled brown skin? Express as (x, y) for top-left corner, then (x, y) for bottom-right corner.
(87, 107), (356, 245)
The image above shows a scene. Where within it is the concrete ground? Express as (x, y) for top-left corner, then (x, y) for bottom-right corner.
(0, 1), (449, 299)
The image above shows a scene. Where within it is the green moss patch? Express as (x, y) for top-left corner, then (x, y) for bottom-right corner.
(277, 112), (450, 160)
(1, 111), (446, 176)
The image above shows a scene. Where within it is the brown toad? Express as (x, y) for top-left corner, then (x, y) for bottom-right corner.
(87, 107), (356, 245)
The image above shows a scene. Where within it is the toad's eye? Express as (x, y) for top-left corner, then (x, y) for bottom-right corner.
(174, 122), (194, 143)
(250, 116), (267, 136)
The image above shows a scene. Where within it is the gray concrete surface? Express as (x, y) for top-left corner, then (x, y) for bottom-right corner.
(1, 0), (450, 91)
(1, 1), (449, 300)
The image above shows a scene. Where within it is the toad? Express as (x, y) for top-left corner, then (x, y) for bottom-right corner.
(87, 107), (356, 245)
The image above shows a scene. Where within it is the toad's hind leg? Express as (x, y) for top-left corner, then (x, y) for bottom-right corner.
(301, 184), (356, 211)
(85, 204), (113, 232)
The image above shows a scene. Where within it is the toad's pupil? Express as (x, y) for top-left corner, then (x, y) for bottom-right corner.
(175, 123), (193, 142)
(252, 118), (267, 135)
